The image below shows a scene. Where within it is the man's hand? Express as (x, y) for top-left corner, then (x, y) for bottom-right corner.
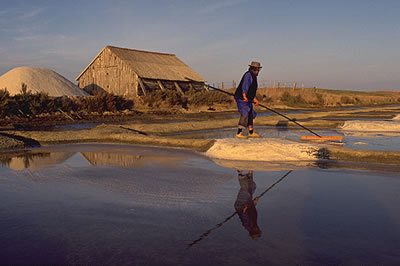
(254, 98), (259, 106)
(242, 93), (249, 102)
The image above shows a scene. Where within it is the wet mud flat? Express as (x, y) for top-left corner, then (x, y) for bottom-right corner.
(0, 106), (399, 264)
(0, 143), (399, 265)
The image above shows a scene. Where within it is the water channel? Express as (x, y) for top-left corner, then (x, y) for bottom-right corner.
(0, 143), (399, 265)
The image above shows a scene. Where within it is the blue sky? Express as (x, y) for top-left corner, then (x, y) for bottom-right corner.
(1, 0), (399, 90)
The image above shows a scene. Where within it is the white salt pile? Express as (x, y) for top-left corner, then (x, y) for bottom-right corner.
(0, 66), (87, 96)
(340, 120), (400, 132)
(205, 138), (321, 162)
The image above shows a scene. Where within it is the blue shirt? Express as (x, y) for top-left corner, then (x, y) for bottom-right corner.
(234, 72), (257, 118)
(241, 72), (253, 96)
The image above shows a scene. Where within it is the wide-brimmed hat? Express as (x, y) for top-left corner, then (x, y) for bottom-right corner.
(248, 61), (262, 69)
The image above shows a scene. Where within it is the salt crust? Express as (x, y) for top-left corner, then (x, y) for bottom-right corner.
(205, 137), (320, 161)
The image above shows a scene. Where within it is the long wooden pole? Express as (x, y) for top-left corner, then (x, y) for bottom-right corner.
(186, 78), (322, 138)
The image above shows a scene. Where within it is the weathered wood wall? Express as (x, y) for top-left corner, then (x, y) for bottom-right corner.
(77, 47), (139, 96)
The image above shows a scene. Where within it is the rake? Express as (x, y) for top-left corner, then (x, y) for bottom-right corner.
(185, 77), (343, 143)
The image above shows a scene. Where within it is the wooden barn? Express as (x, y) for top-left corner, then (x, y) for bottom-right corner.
(76, 45), (206, 97)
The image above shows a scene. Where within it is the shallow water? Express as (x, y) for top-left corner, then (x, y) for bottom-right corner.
(0, 144), (399, 265)
(163, 126), (400, 152)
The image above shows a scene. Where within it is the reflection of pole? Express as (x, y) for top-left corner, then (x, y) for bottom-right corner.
(253, 170), (292, 203)
(186, 170), (293, 249)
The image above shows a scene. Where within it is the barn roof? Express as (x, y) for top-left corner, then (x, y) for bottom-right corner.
(76, 46), (205, 82)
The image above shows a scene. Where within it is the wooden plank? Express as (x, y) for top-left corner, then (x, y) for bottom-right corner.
(58, 109), (75, 121)
(174, 82), (184, 95)
(157, 80), (166, 91)
(138, 77), (147, 96)
(301, 135), (343, 141)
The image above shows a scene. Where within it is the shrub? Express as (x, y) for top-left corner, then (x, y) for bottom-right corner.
(54, 96), (79, 112)
(258, 93), (272, 103)
(13, 83), (34, 115)
(315, 93), (325, 106)
(29, 92), (53, 115)
(340, 96), (354, 104)
(77, 91), (134, 113)
(142, 90), (186, 107)
(186, 88), (232, 106)
(0, 89), (15, 118)
(280, 92), (307, 106)
(0, 82), (135, 118)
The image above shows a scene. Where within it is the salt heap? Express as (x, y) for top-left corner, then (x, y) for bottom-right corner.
(0, 66), (87, 96)
(205, 138), (321, 162)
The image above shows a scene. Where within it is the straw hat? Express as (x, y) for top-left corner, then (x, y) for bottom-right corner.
(248, 61), (262, 68)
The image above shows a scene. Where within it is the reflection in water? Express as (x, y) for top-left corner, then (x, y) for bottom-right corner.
(187, 170), (292, 248)
(0, 151), (73, 170)
(0, 148), (187, 170)
(234, 170), (261, 239)
(81, 151), (183, 168)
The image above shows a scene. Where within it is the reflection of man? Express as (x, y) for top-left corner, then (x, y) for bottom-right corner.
(234, 170), (261, 239)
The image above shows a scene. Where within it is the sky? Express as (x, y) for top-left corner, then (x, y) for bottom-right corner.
(0, 0), (399, 91)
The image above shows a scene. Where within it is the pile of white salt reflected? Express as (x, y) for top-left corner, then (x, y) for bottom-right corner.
(205, 137), (321, 162)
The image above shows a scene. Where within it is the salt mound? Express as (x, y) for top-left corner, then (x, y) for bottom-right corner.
(340, 120), (400, 132)
(205, 138), (321, 162)
(0, 66), (87, 96)
(393, 114), (400, 120)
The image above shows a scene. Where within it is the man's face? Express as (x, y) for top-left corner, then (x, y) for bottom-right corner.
(252, 68), (261, 76)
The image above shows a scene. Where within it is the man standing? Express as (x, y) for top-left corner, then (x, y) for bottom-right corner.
(234, 61), (262, 139)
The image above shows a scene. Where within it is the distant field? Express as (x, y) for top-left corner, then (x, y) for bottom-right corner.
(253, 86), (400, 108)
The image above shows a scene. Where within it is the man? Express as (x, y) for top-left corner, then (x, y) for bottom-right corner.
(234, 61), (262, 139)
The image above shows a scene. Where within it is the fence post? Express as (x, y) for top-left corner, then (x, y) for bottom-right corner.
(293, 82), (296, 90)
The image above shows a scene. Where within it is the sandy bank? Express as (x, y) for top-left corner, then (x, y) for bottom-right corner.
(2, 124), (214, 152)
(0, 134), (27, 150)
(3, 124), (399, 167)
(339, 120), (400, 132)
